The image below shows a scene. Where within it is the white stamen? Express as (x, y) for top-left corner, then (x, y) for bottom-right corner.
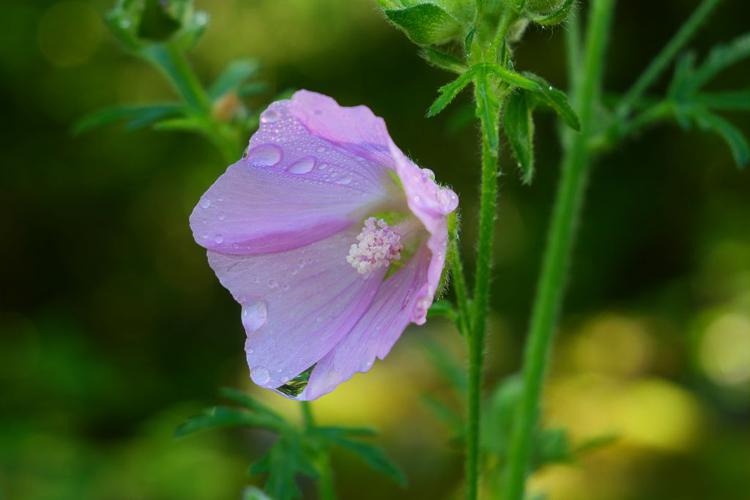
(346, 217), (402, 275)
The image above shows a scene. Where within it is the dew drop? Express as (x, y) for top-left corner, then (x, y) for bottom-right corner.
(218, 213), (226, 221)
(214, 234), (224, 244)
(241, 300), (268, 332)
(247, 144), (282, 167)
(251, 366), (271, 385)
(317, 146), (327, 153)
(200, 199), (212, 209)
(267, 279), (279, 289)
(336, 175), (352, 185)
(288, 156), (315, 174)
(260, 108), (280, 124)
(421, 168), (435, 182)
(437, 188), (458, 212)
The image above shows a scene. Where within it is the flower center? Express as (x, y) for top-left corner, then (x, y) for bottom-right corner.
(347, 217), (403, 276)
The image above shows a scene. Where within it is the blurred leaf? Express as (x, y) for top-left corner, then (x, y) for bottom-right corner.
(175, 406), (283, 437)
(482, 375), (523, 455)
(321, 432), (406, 486)
(73, 103), (183, 134)
(694, 90), (750, 110)
(427, 300), (458, 321)
(419, 47), (467, 74)
(138, 0), (181, 41)
(209, 59), (260, 100)
(422, 339), (467, 394)
(384, 4), (463, 46)
(427, 68), (476, 117)
(153, 116), (206, 132)
(668, 51), (697, 100)
(219, 387), (285, 424)
(691, 107), (749, 167)
(141, 43), (210, 111)
(251, 435), (317, 500)
(315, 426), (379, 439)
(421, 394), (463, 441)
(239, 82), (271, 97)
(525, 0), (575, 26)
(533, 428), (572, 467)
(504, 91), (535, 184)
(684, 33), (750, 94)
(574, 434), (618, 455)
(523, 72), (581, 130)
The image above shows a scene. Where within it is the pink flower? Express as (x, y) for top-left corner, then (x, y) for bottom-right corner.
(190, 91), (458, 399)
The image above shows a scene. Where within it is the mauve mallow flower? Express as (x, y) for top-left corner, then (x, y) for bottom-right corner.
(190, 90), (458, 400)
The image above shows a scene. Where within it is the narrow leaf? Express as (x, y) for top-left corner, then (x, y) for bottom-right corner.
(668, 51), (696, 100)
(315, 426), (379, 439)
(422, 339), (467, 394)
(526, 0), (576, 26)
(175, 406), (283, 437)
(73, 103), (182, 134)
(524, 72), (580, 130)
(327, 435), (406, 486)
(209, 59), (260, 100)
(692, 108), (749, 167)
(427, 300), (458, 321)
(153, 116), (206, 132)
(421, 394), (463, 438)
(485, 64), (539, 91)
(474, 66), (501, 152)
(687, 33), (750, 93)
(574, 434), (618, 455)
(419, 47), (467, 74)
(427, 68), (476, 117)
(504, 91), (535, 184)
(219, 387), (285, 423)
(694, 90), (750, 111)
(385, 4), (463, 45)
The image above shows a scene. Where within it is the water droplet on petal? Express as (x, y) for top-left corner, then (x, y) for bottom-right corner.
(421, 168), (435, 182)
(267, 279), (279, 289)
(242, 300), (268, 332)
(336, 175), (352, 185)
(260, 108), (280, 123)
(214, 234), (224, 244)
(247, 144), (282, 167)
(251, 366), (270, 385)
(317, 146), (327, 153)
(200, 199), (212, 209)
(218, 213), (226, 221)
(288, 156), (315, 174)
(437, 188), (458, 212)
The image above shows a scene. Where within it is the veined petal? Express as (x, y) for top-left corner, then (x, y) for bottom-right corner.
(300, 245), (430, 400)
(207, 229), (385, 390)
(389, 143), (458, 324)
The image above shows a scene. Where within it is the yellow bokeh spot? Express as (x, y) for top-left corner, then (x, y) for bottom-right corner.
(38, 2), (103, 67)
(700, 312), (750, 387)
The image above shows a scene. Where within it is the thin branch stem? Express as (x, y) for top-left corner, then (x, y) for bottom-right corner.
(448, 227), (472, 336)
(501, 1), (615, 499)
(616, 0), (722, 118)
(301, 402), (335, 500)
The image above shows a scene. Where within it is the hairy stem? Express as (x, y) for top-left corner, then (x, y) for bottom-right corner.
(502, 1), (615, 499)
(465, 68), (502, 500)
(616, 0), (722, 118)
(301, 402), (335, 500)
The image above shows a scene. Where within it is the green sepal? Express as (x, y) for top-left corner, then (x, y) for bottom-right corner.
(504, 91), (535, 184)
(384, 4), (463, 45)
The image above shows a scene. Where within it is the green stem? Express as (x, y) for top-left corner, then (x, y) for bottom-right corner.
(616, 0), (722, 118)
(465, 68), (502, 500)
(502, 1), (615, 499)
(301, 402), (335, 500)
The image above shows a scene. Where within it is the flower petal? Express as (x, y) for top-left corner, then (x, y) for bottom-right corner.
(191, 95), (392, 255)
(300, 246), (431, 400)
(206, 229), (385, 390)
(389, 143), (458, 324)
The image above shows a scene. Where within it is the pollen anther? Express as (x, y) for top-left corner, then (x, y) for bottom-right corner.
(347, 217), (402, 275)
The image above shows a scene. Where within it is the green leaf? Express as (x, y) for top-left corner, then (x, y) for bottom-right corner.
(526, 0), (576, 26)
(686, 33), (750, 93)
(209, 59), (260, 100)
(694, 90), (750, 111)
(691, 108), (749, 168)
(427, 300), (458, 321)
(574, 434), (618, 455)
(419, 47), (467, 74)
(219, 387), (286, 423)
(504, 91), (535, 184)
(474, 66), (501, 153)
(422, 338), (467, 393)
(258, 435), (317, 500)
(153, 116), (206, 132)
(421, 395), (463, 439)
(73, 103), (183, 134)
(523, 72), (580, 130)
(315, 426), (379, 439)
(385, 4), (463, 45)
(427, 68), (476, 117)
(175, 406), (283, 437)
(533, 428), (572, 467)
(324, 434), (406, 486)
(242, 486), (271, 500)
(485, 64), (539, 91)
(481, 375), (523, 455)
(668, 51), (696, 100)
(141, 43), (210, 111)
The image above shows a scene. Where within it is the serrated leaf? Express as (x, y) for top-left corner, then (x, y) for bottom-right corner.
(385, 4), (463, 45)
(209, 59), (260, 100)
(419, 47), (467, 74)
(325, 435), (406, 486)
(523, 72), (580, 130)
(526, 0), (575, 26)
(504, 91), (535, 184)
(175, 406), (283, 437)
(694, 90), (750, 111)
(692, 108), (749, 168)
(427, 68), (476, 117)
(73, 103), (183, 134)
(686, 33), (750, 94)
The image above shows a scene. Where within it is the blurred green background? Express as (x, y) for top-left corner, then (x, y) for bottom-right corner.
(2, 0), (750, 498)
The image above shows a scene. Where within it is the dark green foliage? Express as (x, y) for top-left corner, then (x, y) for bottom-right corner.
(419, 47), (467, 74)
(504, 91), (535, 183)
(384, 4), (464, 45)
(525, 0), (576, 26)
(73, 103), (184, 134)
